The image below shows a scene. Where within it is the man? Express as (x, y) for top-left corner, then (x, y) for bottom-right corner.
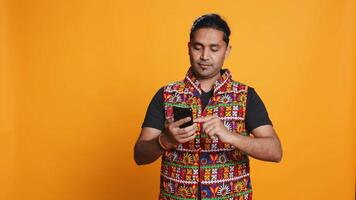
(134, 13), (282, 200)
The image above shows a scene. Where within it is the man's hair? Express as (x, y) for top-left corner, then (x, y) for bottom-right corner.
(190, 13), (231, 45)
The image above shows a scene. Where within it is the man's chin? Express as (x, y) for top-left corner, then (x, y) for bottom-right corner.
(195, 72), (218, 80)
(192, 66), (220, 79)
(193, 67), (209, 74)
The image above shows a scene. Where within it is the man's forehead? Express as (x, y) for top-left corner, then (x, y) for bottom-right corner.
(191, 28), (226, 45)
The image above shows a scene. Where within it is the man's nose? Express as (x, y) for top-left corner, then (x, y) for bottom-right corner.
(200, 49), (210, 61)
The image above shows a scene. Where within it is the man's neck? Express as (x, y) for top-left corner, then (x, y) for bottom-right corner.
(198, 74), (221, 92)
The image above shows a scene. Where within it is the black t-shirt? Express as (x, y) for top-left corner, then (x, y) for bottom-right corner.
(142, 87), (272, 133)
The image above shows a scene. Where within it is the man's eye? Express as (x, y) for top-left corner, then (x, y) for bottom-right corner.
(193, 45), (202, 50)
(211, 48), (219, 52)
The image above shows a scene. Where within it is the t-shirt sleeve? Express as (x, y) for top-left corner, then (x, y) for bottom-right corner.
(141, 87), (165, 131)
(245, 87), (273, 133)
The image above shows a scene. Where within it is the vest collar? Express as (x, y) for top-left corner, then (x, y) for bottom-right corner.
(184, 67), (232, 95)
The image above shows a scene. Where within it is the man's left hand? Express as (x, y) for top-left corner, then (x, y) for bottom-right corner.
(194, 115), (232, 143)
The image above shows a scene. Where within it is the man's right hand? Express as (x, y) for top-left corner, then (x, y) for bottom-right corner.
(160, 117), (197, 150)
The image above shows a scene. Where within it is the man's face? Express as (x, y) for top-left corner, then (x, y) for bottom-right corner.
(188, 28), (231, 80)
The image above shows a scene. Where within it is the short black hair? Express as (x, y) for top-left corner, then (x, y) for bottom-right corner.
(190, 13), (231, 45)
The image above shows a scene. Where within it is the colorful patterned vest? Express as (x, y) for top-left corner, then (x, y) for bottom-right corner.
(160, 68), (252, 200)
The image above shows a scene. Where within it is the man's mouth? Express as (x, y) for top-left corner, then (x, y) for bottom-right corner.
(198, 63), (212, 69)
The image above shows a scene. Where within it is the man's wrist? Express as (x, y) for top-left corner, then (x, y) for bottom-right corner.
(228, 132), (243, 146)
(158, 134), (176, 151)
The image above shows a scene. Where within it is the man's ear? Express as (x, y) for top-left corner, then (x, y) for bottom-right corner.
(188, 42), (191, 55)
(225, 45), (232, 59)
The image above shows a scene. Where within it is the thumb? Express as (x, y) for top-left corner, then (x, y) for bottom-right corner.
(165, 117), (174, 126)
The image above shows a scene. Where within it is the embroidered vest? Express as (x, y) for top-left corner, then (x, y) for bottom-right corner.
(159, 68), (252, 200)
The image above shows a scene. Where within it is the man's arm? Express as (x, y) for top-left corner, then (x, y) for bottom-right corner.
(134, 127), (164, 165)
(194, 116), (282, 162)
(134, 87), (196, 165)
(230, 125), (282, 162)
(134, 117), (197, 165)
(134, 87), (167, 165)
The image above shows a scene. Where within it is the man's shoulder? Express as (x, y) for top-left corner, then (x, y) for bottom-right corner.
(228, 79), (250, 91)
(230, 80), (248, 85)
(162, 80), (186, 91)
(164, 80), (185, 86)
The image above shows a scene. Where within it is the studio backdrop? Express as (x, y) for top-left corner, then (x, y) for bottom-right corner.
(0, 0), (355, 199)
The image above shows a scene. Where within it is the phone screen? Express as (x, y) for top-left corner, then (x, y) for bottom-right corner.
(173, 106), (193, 128)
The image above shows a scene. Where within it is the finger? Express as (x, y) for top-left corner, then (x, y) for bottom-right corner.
(205, 125), (216, 136)
(193, 117), (203, 123)
(210, 135), (218, 140)
(179, 129), (196, 139)
(204, 124), (215, 135)
(201, 119), (218, 132)
(206, 128), (218, 140)
(177, 123), (197, 135)
(167, 117), (174, 123)
(193, 115), (215, 123)
(165, 118), (174, 126)
(193, 116), (213, 123)
(202, 116), (221, 129)
(180, 132), (197, 143)
(174, 117), (192, 127)
(194, 116), (210, 123)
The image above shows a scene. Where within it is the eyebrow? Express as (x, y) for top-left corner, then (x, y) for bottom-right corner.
(192, 42), (220, 48)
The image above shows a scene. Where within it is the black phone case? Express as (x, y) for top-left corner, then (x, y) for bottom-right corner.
(173, 106), (193, 128)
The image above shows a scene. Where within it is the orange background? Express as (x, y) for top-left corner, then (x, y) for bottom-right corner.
(0, 0), (355, 199)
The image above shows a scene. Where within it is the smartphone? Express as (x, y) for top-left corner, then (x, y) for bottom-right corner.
(173, 106), (193, 128)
